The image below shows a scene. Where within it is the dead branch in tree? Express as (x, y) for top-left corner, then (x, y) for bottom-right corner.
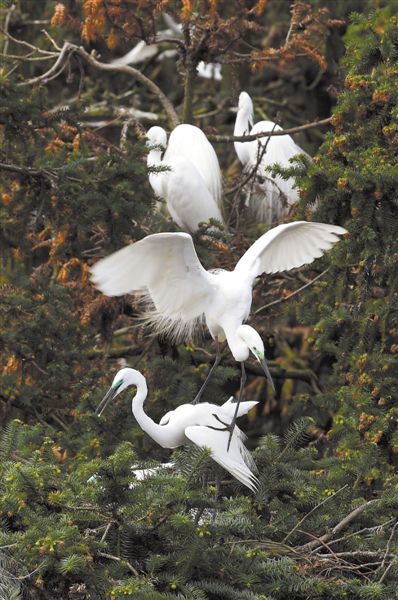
(209, 117), (332, 143)
(14, 41), (179, 128)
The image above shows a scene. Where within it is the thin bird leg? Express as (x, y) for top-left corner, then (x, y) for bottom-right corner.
(227, 362), (247, 451)
(191, 338), (221, 405)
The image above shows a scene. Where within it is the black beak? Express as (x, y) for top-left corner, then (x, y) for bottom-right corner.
(95, 386), (118, 417)
(259, 358), (275, 392)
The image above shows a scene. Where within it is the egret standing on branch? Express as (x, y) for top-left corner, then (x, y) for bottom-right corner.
(234, 91), (307, 224)
(146, 124), (224, 232)
(91, 221), (347, 447)
(96, 368), (259, 492)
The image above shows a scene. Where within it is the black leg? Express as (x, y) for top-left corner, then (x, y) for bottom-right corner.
(192, 338), (221, 405)
(227, 362), (246, 451)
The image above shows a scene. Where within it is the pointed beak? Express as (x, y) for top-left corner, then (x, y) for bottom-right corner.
(95, 386), (118, 417)
(259, 357), (275, 392)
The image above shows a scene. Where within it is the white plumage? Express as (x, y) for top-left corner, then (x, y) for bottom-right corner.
(96, 368), (259, 491)
(146, 124), (224, 232)
(234, 91), (307, 224)
(91, 221), (346, 360)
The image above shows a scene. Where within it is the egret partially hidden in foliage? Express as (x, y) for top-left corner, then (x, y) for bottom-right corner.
(96, 368), (259, 491)
(146, 124), (224, 233)
(91, 221), (346, 447)
(234, 91), (307, 224)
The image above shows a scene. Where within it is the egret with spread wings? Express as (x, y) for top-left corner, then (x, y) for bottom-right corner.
(91, 221), (346, 448)
(96, 368), (259, 492)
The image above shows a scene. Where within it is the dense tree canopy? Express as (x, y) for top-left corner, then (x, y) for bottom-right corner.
(0, 1), (398, 599)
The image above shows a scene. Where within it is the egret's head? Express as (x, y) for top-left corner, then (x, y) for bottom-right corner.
(237, 325), (275, 391)
(146, 126), (167, 150)
(95, 368), (144, 416)
(238, 91), (253, 114)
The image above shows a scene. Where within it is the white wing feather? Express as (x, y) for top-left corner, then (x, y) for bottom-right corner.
(91, 233), (214, 337)
(164, 124), (223, 208)
(221, 397), (258, 418)
(235, 221), (347, 281)
(185, 425), (258, 492)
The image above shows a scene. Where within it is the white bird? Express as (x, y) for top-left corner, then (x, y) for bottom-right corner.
(234, 91), (307, 224)
(197, 61), (222, 81)
(91, 221), (347, 441)
(96, 368), (259, 491)
(146, 124), (224, 232)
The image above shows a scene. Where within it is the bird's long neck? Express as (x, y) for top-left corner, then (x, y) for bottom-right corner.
(147, 147), (165, 197)
(234, 107), (253, 138)
(147, 146), (162, 169)
(234, 107), (253, 166)
(131, 376), (172, 447)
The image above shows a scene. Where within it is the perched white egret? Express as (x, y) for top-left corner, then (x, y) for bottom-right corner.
(234, 91), (307, 224)
(96, 368), (259, 491)
(146, 125), (224, 233)
(91, 221), (346, 443)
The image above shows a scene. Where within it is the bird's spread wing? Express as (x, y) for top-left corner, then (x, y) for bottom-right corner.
(185, 424), (258, 492)
(221, 397), (258, 418)
(234, 221), (347, 282)
(91, 233), (213, 339)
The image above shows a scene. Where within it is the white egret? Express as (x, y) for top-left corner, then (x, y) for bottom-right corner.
(234, 91), (307, 224)
(96, 368), (259, 492)
(146, 125), (224, 233)
(197, 61), (222, 81)
(91, 221), (346, 444)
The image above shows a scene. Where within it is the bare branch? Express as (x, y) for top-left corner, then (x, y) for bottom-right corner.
(209, 117), (332, 143)
(97, 551), (140, 577)
(283, 484), (349, 543)
(18, 41), (179, 128)
(0, 27), (58, 55)
(378, 519), (398, 578)
(299, 499), (380, 551)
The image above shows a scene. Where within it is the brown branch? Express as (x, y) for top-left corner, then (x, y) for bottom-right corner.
(245, 361), (320, 387)
(283, 484), (348, 543)
(254, 268), (330, 315)
(299, 499), (380, 551)
(209, 117), (332, 143)
(18, 41), (179, 128)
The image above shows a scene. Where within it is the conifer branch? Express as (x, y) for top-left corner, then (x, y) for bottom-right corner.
(254, 268), (330, 314)
(0, 162), (57, 181)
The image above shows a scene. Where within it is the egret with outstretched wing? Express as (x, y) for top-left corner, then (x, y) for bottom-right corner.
(91, 221), (346, 447)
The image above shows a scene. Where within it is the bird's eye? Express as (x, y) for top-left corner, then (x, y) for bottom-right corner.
(113, 379), (123, 389)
